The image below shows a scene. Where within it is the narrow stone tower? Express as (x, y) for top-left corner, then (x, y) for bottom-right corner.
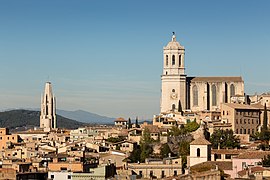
(40, 82), (56, 131)
(161, 33), (186, 113)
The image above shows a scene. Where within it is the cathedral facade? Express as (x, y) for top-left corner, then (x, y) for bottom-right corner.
(160, 34), (244, 113)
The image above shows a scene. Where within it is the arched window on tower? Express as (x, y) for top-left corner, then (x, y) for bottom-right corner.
(193, 85), (198, 106)
(166, 55), (168, 66)
(172, 104), (176, 111)
(230, 84), (235, 97)
(197, 148), (200, 157)
(172, 55), (175, 65)
(212, 84), (217, 106)
(179, 55), (181, 67)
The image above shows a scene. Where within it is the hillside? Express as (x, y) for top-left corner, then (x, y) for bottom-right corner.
(0, 109), (85, 130)
(56, 109), (115, 124)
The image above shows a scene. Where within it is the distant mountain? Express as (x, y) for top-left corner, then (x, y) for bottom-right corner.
(56, 109), (115, 124)
(0, 109), (85, 130)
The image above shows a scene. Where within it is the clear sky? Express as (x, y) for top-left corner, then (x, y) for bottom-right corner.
(0, 1), (269, 120)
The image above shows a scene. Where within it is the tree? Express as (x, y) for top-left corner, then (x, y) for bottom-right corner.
(178, 100), (183, 116)
(263, 154), (270, 167)
(168, 125), (187, 136)
(263, 103), (268, 131)
(129, 146), (142, 163)
(140, 128), (153, 162)
(179, 140), (190, 169)
(128, 118), (132, 129)
(185, 120), (200, 132)
(160, 143), (173, 158)
(210, 129), (240, 149)
(135, 117), (139, 128)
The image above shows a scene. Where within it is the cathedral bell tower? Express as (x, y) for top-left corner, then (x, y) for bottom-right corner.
(160, 33), (186, 113)
(40, 82), (56, 131)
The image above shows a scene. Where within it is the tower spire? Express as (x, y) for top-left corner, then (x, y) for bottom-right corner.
(172, 32), (176, 42)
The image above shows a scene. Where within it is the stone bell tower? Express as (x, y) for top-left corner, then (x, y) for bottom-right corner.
(40, 82), (56, 131)
(160, 33), (186, 113)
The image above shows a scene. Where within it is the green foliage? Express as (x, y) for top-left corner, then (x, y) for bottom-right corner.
(210, 129), (240, 149)
(185, 120), (200, 132)
(263, 103), (268, 131)
(140, 143), (153, 162)
(178, 100), (183, 116)
(259, 130), (270, 142)
(160, 143), (173, 158)
(128, 118), (132, 129)
(129, 146), (142, 163)
(139, 128), (154, 162)
(179, 140), (190, 168)
(262, 154), (270, 167)
(135, 117), (139, 128)
(106, 137), (125, 143)
(168, 125), (187, 136)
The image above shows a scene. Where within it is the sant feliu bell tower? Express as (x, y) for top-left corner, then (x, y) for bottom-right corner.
(40, 82), (56, 131)
(161, 33), (186, 113)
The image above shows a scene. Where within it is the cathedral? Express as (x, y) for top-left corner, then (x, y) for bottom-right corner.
(160, 34), (244, 113)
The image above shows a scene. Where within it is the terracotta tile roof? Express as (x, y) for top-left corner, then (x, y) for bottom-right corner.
(237, 169), (247, 177)
(114, 117), (127, 122)
(222, 103), (259, 110)
(190, 76), (243, 82)
(144, 125), (160, 133)
(191, 161), (233, 172)
(211, 149), (247, 155)
(236, 151), (270, 159)
(190, 137), (211, 145)
(251, 166), (266, 173)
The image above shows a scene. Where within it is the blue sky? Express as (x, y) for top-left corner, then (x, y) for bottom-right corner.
(0, 1), (269, 119)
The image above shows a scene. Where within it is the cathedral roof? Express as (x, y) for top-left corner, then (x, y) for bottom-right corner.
(164, 33), (184, 50)
(190, 76), (243, 82)
(190, 136), (211, 145)
(223, 103), (259, 110)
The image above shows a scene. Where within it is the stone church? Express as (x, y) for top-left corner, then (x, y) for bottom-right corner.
(160, 34), (244, 113)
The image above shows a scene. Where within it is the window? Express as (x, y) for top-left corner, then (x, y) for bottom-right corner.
(252, 119), (254, 124)
(172, 104), (176, 111)
(172, 55), (175, 65)
(236, 129), (238, 134)
(60, 167), (67, 171)
(197, 148), (200, 157)
(172, 89), (175, 93)
(161, 170), (165, 178)
(240, 129), (242, 134)
(230, 84), (235, 97)
(225, 154), (232, 159)
(236, 119), (238, 124)
(179, 55), (181, 67)
(212, 85), (217, 106)
(139, 171), (143, 178)
(174, 170), (177, 176)
(67, 175), (71, 179)
(248, 129), (250, 134)
(51, 175), (54, 179)
(193, 85), (198, 106)
(244, 129), (246, 134)
(166, 55), (168, 66)
(150, 171), (153, 177)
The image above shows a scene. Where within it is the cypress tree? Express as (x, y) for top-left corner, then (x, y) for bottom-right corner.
(135, 117), (139, 128)
(128, 118), (132, 129)
(263, 103), (268, 131)
(178, 100), (183, 116)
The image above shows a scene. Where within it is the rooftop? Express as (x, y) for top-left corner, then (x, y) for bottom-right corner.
(190, 76), (243, 82)
(190, 137), (211, 145)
